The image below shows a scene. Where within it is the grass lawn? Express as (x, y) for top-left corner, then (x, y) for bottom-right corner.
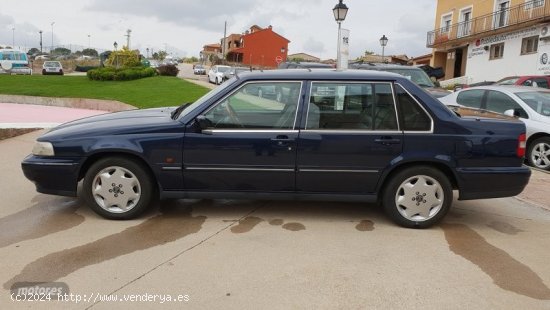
(0, 75), (210, 109)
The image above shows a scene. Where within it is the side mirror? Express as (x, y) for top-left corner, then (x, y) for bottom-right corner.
(195, 115), (213, 130)
(503, 109), (521, 118)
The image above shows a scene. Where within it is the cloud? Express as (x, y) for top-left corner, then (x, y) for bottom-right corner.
(302, 37), (325, 56)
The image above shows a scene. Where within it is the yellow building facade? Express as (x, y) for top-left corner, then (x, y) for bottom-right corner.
(429, 0), (550, 82)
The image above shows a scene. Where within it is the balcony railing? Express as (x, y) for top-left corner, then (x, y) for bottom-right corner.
(427, 0), (550, 47)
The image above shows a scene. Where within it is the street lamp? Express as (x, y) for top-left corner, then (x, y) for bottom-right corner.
(39, 30), (43, 53)
(113, 41), (119, 69)
(379, 35), (388, 63)
(50, 22), (55, 53)
(88, 34), (91, 48)
(146, 48), (150, 58)
(11, 27), (15, 47)
(333, 0), (349, 69)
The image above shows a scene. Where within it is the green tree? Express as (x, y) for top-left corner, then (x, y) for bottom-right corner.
(153, 51), (167, 61)
(51, 47), (71, 56)
(27, 48), (40, 55)
(365, 50), (375, 55)
(82, 48), (99, 57)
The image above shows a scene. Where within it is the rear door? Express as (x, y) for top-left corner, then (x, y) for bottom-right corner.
(296, 81), (403, 194)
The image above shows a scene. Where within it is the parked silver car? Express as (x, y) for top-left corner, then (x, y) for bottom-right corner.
(440, 85), (550, 170)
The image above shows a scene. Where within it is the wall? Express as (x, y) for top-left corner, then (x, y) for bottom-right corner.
(240, 28), (289, 68)
(434, 0), (525, 29)
(465, 24), (543, 82)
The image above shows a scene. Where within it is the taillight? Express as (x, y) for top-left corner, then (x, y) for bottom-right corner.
(517, 133), (526, 158)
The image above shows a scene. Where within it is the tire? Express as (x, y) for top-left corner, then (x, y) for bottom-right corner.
(82, 157), (155, 220)
(60, 70), (64, 76)
(382, 166), (452, 228)
(216, 77), (221, 85)
(527, 137), (550, 170)
(42, 69), (46, 75)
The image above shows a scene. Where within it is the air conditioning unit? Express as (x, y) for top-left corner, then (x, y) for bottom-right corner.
(540, 25), (550, 40)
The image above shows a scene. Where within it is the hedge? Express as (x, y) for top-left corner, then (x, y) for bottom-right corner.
(87, 67), (157, 81)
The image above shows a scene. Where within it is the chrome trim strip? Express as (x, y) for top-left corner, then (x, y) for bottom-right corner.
(201, 130), (299, 134)
(394, 83), (434, 133)
(299, 169), (379, 173)
(185, 167), (294, 172)
(389, 83), (401, 131)
(161, 167), (183, 171)
(302, 130), (401, 134)
(26, 162), (76, 166)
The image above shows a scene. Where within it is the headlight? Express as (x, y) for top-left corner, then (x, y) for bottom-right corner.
(32, 141), (55, 156)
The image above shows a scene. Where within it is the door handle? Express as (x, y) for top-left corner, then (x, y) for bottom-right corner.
(270, 135), (294, 142)
(374, 137), (401, 145)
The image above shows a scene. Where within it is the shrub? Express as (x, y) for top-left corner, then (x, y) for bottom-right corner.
(157, 64), (179, 76)
(87, 67), (156, 81)
(105, 47), (142, 68)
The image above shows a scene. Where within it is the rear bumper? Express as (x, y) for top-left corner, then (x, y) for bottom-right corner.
(21, 155), (83, 197)
(456, 166), (531, 200)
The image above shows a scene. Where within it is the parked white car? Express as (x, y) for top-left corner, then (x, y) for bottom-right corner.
(208, 65), (230, 85)
(440, 85), (550, 170)
(42, 61), (64, 75)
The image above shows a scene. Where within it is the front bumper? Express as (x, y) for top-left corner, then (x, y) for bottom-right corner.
(456, 166), (531, 200)
(21, 155), (84, 197)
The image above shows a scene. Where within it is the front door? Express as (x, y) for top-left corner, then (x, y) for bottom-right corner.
(183, 81), (303, 192)
(296, 81), (403, 194)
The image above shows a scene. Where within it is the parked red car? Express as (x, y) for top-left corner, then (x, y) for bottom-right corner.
(496, 75), (550, 88)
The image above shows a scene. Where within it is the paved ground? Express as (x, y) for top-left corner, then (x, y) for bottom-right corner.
(1, 130), (550, 309)
(177, 63), (215, 89)
(0, 102), (106, 129)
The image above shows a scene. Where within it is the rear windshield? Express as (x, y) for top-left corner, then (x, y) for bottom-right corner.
(383, 68), (434, 88)
(497, 78), (519, 85)
(44, 62), (60, 67)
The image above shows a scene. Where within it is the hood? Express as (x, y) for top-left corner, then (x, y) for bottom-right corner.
(40, 107), (180, 141)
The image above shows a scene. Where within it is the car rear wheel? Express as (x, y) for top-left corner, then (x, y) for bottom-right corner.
(382, 166), (452, 228)
(83, 157), (155, 219)
(528, 137), (550, 170)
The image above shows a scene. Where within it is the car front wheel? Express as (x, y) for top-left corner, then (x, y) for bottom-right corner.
(528, 137), (550, 170)
(382, 166), (452, 228)
(83, 157), (155, 220)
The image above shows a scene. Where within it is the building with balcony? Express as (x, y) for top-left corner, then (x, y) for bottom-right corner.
(428, 0), (550, 83)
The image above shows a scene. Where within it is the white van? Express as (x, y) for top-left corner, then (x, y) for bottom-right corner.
(0, 49), (32, 75)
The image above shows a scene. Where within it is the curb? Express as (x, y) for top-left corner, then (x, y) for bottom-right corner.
(0, 95), (135, 112)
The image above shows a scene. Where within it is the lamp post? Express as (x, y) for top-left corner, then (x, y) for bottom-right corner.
(333, 0), (349, 70)
(146, 48), (150, 59)
(50, 22), (55, 53)
(11, 27), (15, 47)
(88, 34), (91, 49)
(113, 41), (118, 69)
(39, 30), (43, 53)
(379, 35), (388, 63)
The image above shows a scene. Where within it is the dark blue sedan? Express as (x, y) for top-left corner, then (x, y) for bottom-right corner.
(22, 70), (531, 228)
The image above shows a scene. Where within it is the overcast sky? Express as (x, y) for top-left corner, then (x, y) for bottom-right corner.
(0, 0), (436, 59)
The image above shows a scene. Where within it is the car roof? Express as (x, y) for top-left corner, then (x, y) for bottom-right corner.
(458, 85), (550, 93)
(235, 69), (404, 81)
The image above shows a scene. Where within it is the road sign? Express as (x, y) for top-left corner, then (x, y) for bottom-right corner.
(275, 56), (283, 64)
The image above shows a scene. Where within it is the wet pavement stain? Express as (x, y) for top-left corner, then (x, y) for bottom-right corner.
(230, 216), (264, 234)
(442, 223), (550, 300)
(355, 220), (374, 231)
(487, 221), (524, 235)
(4, 205), (206, 289)
(0, 196), (85, 248)
(268, 219), (284, 226)
(282, 223), (306, 231)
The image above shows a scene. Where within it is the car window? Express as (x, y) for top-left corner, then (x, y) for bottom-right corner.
(395, 84), (431, 131)
(515, 91), (550, 116)
(203, 82), (302, 129)
(306, 82), (398, 131)
(456, 89), (484, 109)
(497, 77), (519, 85)
(533, 78), (549, 88)
(486, 90), (528, 118)
(382, 68), (434, 87)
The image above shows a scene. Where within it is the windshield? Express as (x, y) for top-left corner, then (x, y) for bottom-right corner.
(218, 66), (230, 73)
(176, 79), (237, 119)
(383, 68), (434, 87)
(515, 91), (550, 117)
(497, 77), (519, 85)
